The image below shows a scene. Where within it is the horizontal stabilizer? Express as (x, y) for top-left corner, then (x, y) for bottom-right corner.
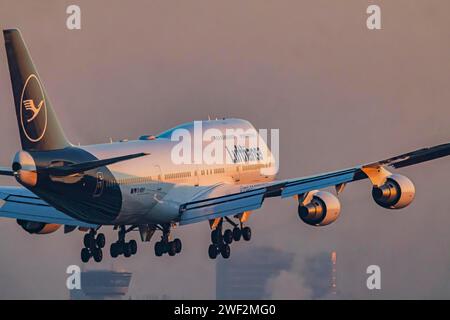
(42, 152), (149, 176)
(0, 186), (97, 228)
(0, 167), (13, 176)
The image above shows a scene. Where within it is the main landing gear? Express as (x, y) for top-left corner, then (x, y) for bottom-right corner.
(80, 225), (140, 263)
(154, 224), (182, 257)
(81, 229), (106, 263)
(79, 224), (182, 263)
(208, 217), (252, 260)
(110, 225), (138, 259)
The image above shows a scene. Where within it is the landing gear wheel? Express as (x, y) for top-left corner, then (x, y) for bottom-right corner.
(110, 243), (119, 258)
(168, 241), (177, 256)
(211, 229), (221, 244)
(129, 240), (137, 255)
(92, 248), (103, 263)
(117, 242), (124, 255)
(232, 227), (242, 241)
(208, 244), (218, 259)
(83, 233), (92, 248)
(96, 233), (106, 248)
(155, 241), (163, 257)
(174, 238), (182, 254)
(242, 226), (252, 241)
(223, 229), (233, 244)
(220, 244), (231, 259)
(81, 247), (90, 263)
(123, 243), (132, 258)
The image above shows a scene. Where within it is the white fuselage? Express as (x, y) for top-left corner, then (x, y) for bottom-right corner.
(82, 119), (277, 225)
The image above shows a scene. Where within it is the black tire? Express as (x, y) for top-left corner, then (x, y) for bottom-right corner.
(81, 247), (90, 263)
(174, 238), (182, 253)
(211, 229), (221, 244)
(129, 240), (137, 255)
(93, 248), (103, 263)
(117, 242), (124, 255)
(208, 244), (218, 259)
(168, 241), (177, 256)
(154, 241), (163, 257)
(220, 244), (231, 259)
(242, 227), (252, 241)
(83, 233), (91, 248)
(110, 243), (119, 258)
(232, 227), (242, 241)
(223, 229), (233, 244)
(96, 233), (106, 248)
(123, 243), (132, 258)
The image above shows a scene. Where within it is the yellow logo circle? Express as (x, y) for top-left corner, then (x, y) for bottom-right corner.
(20, 74), (48, 143)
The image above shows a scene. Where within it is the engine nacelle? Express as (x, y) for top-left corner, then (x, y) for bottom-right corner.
(371, 174), (415, 209)
(12, 151), (37, 187)
(298, 191), (341, 226)
(17, 219), (61, 234)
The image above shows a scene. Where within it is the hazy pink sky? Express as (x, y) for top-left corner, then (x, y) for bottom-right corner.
(0, 0), (450, 299)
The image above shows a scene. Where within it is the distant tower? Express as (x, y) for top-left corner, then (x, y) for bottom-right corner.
(331, 251), (337, 295)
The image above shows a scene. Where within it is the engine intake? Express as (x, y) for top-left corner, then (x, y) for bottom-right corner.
(298, 191), (341, 226)
(17, 219), (61, 234)
(372, 174), (415, 209)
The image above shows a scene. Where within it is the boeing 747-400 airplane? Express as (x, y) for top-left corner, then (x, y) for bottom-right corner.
(1, 29), (449, 263)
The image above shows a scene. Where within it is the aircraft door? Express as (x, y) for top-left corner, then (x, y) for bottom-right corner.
(147, 165), (164, 207)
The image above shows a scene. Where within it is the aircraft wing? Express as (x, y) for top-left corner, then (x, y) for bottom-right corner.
(179, 142), (450, 225)
(365, 142), (450, 168)
(0, 186), (97, 228)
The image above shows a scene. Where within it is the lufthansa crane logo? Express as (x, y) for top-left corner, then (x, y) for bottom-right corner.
(20, 74), (47, 142)
(23, 99), (44, 122)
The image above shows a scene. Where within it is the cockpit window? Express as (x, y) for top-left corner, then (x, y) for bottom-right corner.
(156, 123), (193, 139)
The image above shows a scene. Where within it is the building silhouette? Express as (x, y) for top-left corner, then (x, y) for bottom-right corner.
(216, 247), (339, 299)
(216, 246), (293, 299)
(69, 269), (132, 300)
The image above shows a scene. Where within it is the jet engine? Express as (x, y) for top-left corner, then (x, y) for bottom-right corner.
(12, 151), (37, 187)
(17, 219), (61, 234)
(298, 191), (341, 226)
(371, 174), (415, 209)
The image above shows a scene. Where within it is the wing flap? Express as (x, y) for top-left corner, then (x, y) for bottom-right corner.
(179, 187), (266, 225)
